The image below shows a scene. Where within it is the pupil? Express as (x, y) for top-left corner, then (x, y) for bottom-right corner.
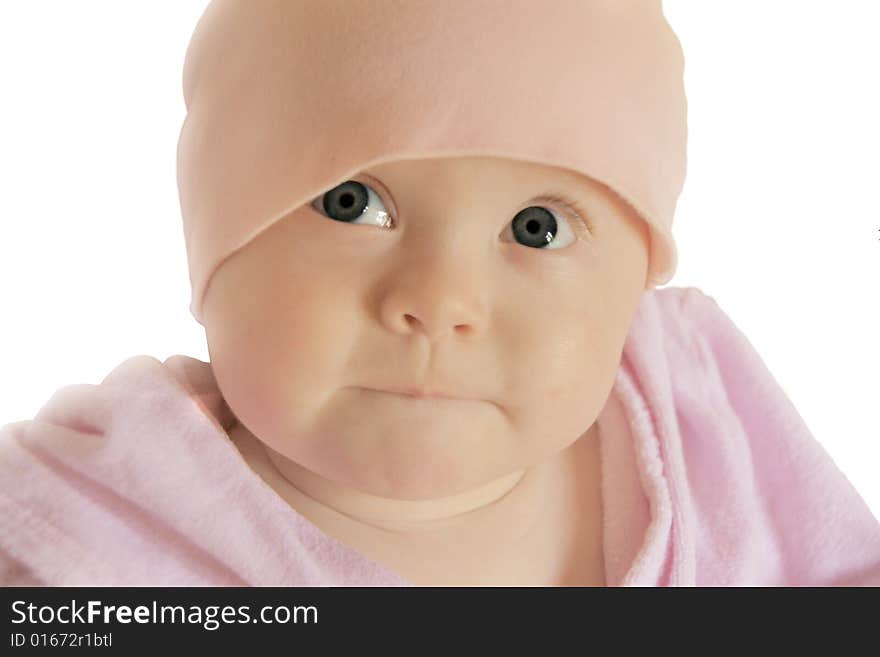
(526, 219), (540, 233)
(340, 193), (354, 208)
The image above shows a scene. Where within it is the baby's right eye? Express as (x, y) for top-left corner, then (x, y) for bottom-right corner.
(311, 180), (393, 228)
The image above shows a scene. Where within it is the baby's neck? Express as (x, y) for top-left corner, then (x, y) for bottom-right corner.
(228, 421), (604, 586)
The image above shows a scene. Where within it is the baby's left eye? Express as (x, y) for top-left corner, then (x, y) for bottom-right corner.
(310, 180), (580, 250)
(506, 204), (577, 250)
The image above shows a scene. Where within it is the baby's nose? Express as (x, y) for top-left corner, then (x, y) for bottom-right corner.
(377, 249), (489, 343)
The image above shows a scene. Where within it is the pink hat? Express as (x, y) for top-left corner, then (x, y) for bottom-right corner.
(177, 0), (688, 325)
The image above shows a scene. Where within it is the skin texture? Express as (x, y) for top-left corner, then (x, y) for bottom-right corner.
(201, 155), (650, 585)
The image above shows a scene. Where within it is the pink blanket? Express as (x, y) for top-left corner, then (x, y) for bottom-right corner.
(2, 286), (878, 586)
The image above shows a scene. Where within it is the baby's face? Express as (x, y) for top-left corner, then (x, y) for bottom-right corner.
(202, 156), (648, 500)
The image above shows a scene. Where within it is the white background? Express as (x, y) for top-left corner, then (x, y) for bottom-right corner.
(1, 2), (878, 521)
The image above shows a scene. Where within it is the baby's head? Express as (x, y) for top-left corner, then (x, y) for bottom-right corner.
(176, 0), (687, 503)
(200, 154), (649, 499)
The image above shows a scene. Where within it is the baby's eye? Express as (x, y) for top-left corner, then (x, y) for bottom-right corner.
(310, 180), (580, 250)
(311, 180), (393, 229)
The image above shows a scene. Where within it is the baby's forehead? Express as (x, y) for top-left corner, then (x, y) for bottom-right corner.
(364, 156), (602, 197)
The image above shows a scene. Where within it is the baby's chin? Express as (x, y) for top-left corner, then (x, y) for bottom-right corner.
(253, 395), (526, 501)
(237, 381), (601, 501)
(338, 433), (516, 501)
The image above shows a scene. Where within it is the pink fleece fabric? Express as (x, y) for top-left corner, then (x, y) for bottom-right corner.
(2, 286), (879, 586)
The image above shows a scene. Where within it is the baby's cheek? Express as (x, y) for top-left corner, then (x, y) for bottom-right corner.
(245, 339), (334, 425)
(544, 369), (609, 444)
(207, 321), (313, 446)
(516, 324), (618, 449)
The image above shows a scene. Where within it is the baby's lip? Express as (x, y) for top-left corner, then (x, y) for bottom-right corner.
(372, 385), (466, 401)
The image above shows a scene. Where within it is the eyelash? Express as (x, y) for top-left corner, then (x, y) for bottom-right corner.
(353, 175), (594, 241)
(535, 193), (594, 239)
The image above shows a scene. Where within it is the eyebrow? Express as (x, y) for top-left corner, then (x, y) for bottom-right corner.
(552, 174), (612, 221)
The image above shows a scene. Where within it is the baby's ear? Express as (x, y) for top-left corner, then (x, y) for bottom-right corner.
(163, 355), (238, 432)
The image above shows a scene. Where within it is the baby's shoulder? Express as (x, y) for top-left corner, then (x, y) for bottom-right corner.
(649, 285), (728, 332)
(0, 353), (234, 460)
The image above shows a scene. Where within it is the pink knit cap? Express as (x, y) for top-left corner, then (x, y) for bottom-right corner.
(177, 0), (688, 325)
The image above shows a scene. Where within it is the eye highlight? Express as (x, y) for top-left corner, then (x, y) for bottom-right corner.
(310, 178), (593, 250)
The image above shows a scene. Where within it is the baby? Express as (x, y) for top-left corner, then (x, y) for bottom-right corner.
(2, 0), (879, 587)
(202, 154), (643, 586)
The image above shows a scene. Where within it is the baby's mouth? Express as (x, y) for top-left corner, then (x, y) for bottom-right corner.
(374, 388), (463, 402)
(358, 385), (471, 403)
